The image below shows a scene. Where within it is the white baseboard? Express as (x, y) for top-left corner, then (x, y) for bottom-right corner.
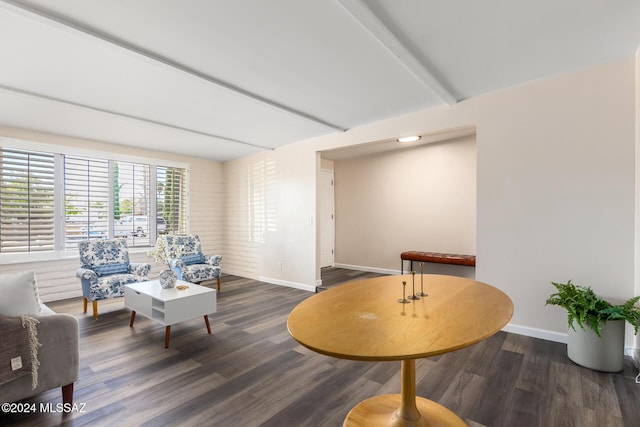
(259, 276), (316, 292)
(504, 325), (640, 369)
(502, 323), (567, 343)
(333, 263), (399, 276)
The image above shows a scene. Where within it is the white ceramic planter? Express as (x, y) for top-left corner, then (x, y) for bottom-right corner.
(567, 319), (625, 372)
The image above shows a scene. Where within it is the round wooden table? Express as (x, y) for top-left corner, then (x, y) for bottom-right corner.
(287, 274), (513, 427)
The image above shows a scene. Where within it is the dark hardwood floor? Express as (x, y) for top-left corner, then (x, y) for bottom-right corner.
(3, 268), (640, 426)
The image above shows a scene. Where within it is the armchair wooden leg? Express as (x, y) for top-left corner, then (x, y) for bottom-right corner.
(62, 383), (74, 405)
(92, 301), (98, 319)
(165, 326), (171, 348)
(83, 297), (88, 313)
(217, 277), (221, 293)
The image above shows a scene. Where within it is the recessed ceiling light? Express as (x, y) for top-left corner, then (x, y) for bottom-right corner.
(397, 136), (421, 143)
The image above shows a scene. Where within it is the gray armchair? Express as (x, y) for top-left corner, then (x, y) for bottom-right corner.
(76, 238), (151, 318)
(0, 305), (79, 405)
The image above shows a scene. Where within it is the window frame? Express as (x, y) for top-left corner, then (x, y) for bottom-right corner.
(0, 137), (189, 264)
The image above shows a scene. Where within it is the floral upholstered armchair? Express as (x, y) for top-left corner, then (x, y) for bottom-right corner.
(76, 239), (151, 318)
(160, 234), (222, 292)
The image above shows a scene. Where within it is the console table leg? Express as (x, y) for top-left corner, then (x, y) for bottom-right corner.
(129, 310), (136, 327)
(204, 315), (212, 334)
(165, 326), (171, 348)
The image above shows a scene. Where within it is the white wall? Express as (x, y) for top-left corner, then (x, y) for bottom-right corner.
(224, 56), (637, 342)
(223, 143), (318, 291)
(333, 135), (476, 274)
(475, 58), (635, 340)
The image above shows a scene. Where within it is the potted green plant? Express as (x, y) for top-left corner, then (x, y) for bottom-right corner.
(546, 280), (640, 372)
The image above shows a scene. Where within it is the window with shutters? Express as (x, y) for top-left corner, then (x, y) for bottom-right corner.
(111, 161), (151, 247)
(157, 166), (187, 236)
(0, 143), (188, 259)
(0, 148), (55, 253)
(248, 157), (276, 243)
(64, 156), (110, 249)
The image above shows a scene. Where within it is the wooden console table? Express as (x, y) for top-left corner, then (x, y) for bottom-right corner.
(287, 274), (513, 426)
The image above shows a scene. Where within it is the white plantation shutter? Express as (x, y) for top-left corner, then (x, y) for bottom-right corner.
(248, 158), (276, 243)
(64, 156), (109, 250)
(0, 148), (55, 253)
(115, 161), (150, 246)
(157, 166), (187, 235)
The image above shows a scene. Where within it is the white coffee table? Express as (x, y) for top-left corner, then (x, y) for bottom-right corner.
(124, 280), (217, 348)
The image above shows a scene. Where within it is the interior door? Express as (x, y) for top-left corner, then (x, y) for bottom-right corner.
(320, 169), (335, 268)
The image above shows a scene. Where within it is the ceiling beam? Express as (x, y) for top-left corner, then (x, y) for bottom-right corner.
(0, 0), (347, 133)
(336, 0), (457, 105)
(0, 84), (273, 150)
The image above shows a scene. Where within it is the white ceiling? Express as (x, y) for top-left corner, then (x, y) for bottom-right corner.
(0, 0), (639, 162)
